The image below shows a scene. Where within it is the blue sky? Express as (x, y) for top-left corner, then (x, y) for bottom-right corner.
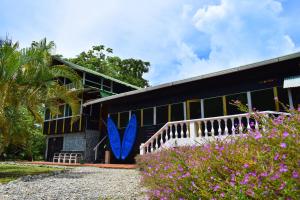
(1, 0), (300, 85)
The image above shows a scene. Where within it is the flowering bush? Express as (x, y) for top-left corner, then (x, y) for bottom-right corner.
(136, 109), (300, 199)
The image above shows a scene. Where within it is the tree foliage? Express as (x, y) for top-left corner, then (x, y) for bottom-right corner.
(0, 38), (82, 156)
(68, 45), (150, 87)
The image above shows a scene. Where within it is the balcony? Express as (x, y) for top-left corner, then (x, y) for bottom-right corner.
(43, 115), (99, 135)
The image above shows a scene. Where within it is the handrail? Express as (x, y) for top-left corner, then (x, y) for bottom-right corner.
(93, 135), (108, 161)
(142, 111), (289, 147)
(93, 135), (108, 151)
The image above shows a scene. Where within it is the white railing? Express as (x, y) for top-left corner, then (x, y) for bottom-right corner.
(93, 135), (108, 161)
(64, 82), (82, 90)
(140, 111), (289, 155)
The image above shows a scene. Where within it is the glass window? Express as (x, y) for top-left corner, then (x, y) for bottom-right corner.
(45, 108), (51, 120)
(226, 93), (247, 115)
(109, 113), (118, 125)
(65, 104), (72, 117)
(251, 88), (275, 111)
(188, 101), (201, 119)
(131, 110), (141, 126)
(156, 105), (168, 125)
(292, 87), (300, 109)
(171, 103), (184, 121)
(143, 108), (154, 126)
(119, 112), (129, 128)
(277, 87), (290, 111)
(102, 78), (111, 91)
(58, 104), (65, 118)
(204, 97), (223, 117)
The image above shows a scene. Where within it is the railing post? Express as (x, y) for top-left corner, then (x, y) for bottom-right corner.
(140, 143), (145, 155)
(95, 147), (98, 161)
(189, 122), (196, 143)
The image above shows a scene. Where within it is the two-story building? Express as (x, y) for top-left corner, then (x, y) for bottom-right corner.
(43, 57), (139, 162)
(44, 52), (300, 163)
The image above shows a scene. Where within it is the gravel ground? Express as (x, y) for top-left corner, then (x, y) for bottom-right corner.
(0, 166), (145, 200)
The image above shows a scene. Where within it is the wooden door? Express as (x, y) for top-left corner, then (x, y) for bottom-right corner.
(47, 137), (63, 161)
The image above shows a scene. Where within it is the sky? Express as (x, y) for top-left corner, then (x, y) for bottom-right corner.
(1, 0), (300, 85)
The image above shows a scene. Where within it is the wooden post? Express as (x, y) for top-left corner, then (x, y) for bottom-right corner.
(200, 99), (205, 118)
(168, 104), (171, 122)
(273, 87), (280, 111)
(247, 92), (252, 112)
(141, 109), (144, 127)
(222, 96), (227, 115)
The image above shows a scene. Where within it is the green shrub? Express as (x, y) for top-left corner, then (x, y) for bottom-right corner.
(136, 109), (300, 199)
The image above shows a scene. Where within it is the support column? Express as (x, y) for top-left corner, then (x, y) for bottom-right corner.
(288, 88), (294, 109)
(247, 92), (252, 112)
(45, 137), (49, 160)
(168, 104), (171, 122)
(141, 109), (144, 127)
(183, 102), (187, 120)
(200, 99), (204, 118)
(273, 87), (280, 111)
(153, 107), (157, 125)
(222, 96), (227, 115)
(117, 112), (120, 128)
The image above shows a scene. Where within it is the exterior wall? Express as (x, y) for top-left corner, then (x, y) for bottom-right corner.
(85, 130), (100, 162)
(62, 133), (85, 152)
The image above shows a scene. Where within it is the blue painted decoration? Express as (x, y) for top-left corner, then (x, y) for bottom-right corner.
(107, 117), (121, 159)
(107, 114), (137, 160)
(121, 114), (137, 160)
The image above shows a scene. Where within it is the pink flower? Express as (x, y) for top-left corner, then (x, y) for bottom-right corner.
(260, 172), (268, 177)
(213, 185), (220, 191)
(279, 182), (286, 190)
(274, 153), (280, 161)
(279, 164), (288, 173)
(280, 143), (287, 148)
(292, 171), (299, 178)
(270, 173), (280, 180)
(254, 133), (262, 140)
(244, 163), (249, 168)
(282, 131), (289, 138)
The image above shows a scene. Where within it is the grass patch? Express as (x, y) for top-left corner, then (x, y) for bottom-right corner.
(0, 164), (63, 184)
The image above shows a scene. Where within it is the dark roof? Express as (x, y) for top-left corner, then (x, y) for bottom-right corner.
(83, 51), (300, 106)
(53, 56), (141, 90)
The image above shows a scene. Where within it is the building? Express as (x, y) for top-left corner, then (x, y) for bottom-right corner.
(43, 57), (139, 162)
(44, 52), (300, 163)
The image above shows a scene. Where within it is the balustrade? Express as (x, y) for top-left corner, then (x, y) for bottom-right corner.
(139, 111), (288, 155)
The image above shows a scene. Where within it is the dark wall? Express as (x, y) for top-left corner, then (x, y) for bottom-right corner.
(106, 58), (300, 113)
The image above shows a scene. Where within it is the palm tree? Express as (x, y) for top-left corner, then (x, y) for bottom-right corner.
(0, 38), (82, 154)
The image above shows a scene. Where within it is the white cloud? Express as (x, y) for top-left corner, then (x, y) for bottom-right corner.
(174, 0), (298, 80)
(1, 0), (299, 85)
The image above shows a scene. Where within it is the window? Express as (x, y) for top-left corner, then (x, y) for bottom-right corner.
(156, 105), (168, 125)
(171, 103), (184, 121)
(277, 87), (290, 111)
(251, 88), (275, 111)
(102, 78), (112, 92)
(131, 110), (141, 126)
(226, 93), (247, 115)
(204, 97), (223, 117)
(65, 104), (72, 117)
(188, 101), (201, 119)
(58, 104), (65, 118)
(292, 87), (300, 109)
(143, 108), (154, 126)
(119, 112), (129, 128)
(109, 113), (118, 126)
(45, 108), (51, 120)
